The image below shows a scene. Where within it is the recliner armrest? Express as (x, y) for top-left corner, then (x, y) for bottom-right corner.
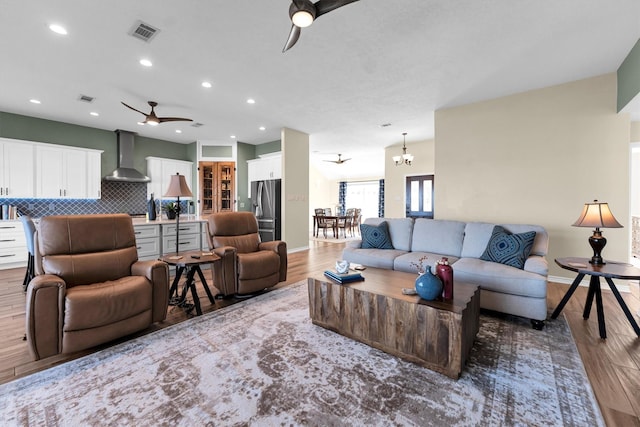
(259, 240), (287, 281)
(25, 274), (66, 360)
(132, 260), (170, 323)
(212, 246), (238, 296)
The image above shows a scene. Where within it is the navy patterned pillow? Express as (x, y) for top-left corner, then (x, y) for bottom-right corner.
(360, 222), (394, 249)
(480, 225), (536, 270)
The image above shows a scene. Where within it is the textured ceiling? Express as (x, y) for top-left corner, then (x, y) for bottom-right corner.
(1, 0), (639, 179)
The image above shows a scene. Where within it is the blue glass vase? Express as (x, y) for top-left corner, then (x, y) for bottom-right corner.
(415, 266), (443, 301)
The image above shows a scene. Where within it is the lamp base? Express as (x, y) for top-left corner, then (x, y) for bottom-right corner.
(588, 230), (606, 265)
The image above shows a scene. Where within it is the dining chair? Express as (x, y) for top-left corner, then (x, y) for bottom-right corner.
(337, 208), (355, 238)
(314, 208), (334, 238)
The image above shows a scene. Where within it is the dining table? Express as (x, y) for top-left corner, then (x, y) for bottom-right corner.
(312, 215), (350, 238)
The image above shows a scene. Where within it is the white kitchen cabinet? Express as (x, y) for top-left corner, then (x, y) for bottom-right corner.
(0, 220), (27, 270)
(36, 145), (103, 199)
(133, 224), (161, 261)
(247, 152), (281, 193)
(0, 139), (35, 198)
(86, 150), (102, 199)
(162, 222), (201, 254)
(146, 157), (193, 201)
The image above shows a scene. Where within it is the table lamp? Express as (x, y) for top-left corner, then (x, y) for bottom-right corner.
(164, 173), (193, 254)
(572, 199), (622, 265)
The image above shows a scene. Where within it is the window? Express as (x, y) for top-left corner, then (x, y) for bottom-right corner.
(345, 181), (380, 220)
(406, 175), (434, 218)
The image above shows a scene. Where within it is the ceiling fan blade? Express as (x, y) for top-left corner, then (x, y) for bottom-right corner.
(121, 102), (147, 117)
(157, 117), (193, 123)
(282, 24), (302, 53)
(341, 158), (352, 162)
(315, 0), (359, 18)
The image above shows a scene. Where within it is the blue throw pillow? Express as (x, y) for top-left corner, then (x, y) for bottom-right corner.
(360, 222), (394, 249)
(480, 225), (536, 270)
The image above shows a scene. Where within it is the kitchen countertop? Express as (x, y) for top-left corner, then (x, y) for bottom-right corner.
(131, 215), (208, 226)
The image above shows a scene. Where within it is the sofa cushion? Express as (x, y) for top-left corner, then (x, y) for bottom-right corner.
(342, 247), (408, 270)
(461, 222), (548, 259)
(411, 219), (466, 257)
(480, 225), (536, 269)
(361, 222), (394, 249)
(363, 218), (414, 251)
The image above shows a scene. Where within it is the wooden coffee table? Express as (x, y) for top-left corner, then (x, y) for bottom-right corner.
(308, 267), (480, 379)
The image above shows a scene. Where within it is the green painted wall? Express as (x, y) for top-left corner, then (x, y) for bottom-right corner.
(0, 111), (194, 175)
(237, 142), (256, 211)
(255, 140), (281, 156)
(618, 38), (640, 112)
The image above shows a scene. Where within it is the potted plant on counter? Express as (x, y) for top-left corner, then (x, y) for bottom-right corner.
(163, 202), (178, 220)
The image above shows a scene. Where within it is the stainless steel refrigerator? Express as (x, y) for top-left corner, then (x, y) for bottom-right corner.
(250, 179), (281, 242)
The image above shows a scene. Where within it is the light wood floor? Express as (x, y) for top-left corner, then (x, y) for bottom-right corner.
(1, 240), (640, 426)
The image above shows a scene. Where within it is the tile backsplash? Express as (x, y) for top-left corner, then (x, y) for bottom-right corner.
(1, 181), (148, 218)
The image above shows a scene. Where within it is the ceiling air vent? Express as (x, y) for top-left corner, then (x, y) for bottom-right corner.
(190, 122), (204, 128)
(128, 20), (160, 43)
(379, 123), (392, 128)
(78, 94), (94, 103)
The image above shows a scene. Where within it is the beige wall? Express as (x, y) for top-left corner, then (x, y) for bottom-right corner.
(384, 139), (435, 218)
(281, 128), (310, 252)
(632, 122), (640, 142)
(434, 73), (630, 279)
(309, 164), (339, 230)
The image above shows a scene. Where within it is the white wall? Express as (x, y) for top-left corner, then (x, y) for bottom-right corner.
(434, 73), (630, 279)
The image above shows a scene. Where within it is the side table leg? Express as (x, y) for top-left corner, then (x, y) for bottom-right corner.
(605, 277), (640, 336)
(168, 266), (185, 304)
(195, 266), (216, 303)
(583, 275), (599, 319)
(551, 273), (585, 319)
(593, 277), (606, 339)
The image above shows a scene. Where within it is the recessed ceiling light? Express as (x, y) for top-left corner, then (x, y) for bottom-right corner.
(49, 24), (67, 35)
(137, 122), (145, 126)
(175, 129), (182, 134)
(230, 135), (236, 139)
(139, 58), (153, 67)
(29, 99), (41, 104)
(201, 81), (212, 88)
(259, 126), (266, 131)
(247, 98), (256, 104)
(90, 112), (99, 116)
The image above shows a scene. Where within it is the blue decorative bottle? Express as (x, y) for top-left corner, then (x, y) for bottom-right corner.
(415, 266), (443, 301)
(147, 193), (157, 220)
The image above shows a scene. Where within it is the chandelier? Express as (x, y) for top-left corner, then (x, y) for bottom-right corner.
(393, 133), (413, 166)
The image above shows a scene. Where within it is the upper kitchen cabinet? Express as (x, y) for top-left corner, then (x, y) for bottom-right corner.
(36, 145), (103, 199)
(247, 152), (281, 193)
(146, 157), (193, 201)
(0, 138), (35, 198)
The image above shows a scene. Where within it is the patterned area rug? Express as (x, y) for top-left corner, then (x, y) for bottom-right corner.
(0, 281), (603, 426)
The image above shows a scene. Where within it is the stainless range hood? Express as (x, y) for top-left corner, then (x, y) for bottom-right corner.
(103, 130), (151, 183)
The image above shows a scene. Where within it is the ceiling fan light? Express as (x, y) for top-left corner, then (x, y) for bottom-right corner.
(292, 10), (314, 27)
(146, 119), (159, 126)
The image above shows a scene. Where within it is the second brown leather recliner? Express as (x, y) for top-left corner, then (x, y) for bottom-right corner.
(206, 211), (287, 296)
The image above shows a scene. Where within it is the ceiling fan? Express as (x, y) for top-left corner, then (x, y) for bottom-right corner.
(283, 0), (360, 52)
(121, 101), (193, 126)
(324, 153), (351, 164)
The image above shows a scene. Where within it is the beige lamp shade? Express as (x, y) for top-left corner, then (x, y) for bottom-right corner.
(572, 200), (622, 229)
(163, 173), (193, 198)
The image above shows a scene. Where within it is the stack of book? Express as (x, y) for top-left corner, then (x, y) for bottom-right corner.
(324, 269), (364, 284)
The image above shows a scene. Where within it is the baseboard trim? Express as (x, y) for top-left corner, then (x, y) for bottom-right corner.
(549, 275), (633, 293)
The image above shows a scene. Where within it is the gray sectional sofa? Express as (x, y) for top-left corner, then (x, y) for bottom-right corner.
(342, 217), (549, 328)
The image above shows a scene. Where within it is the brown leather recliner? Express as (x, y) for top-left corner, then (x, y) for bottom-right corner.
(206, 212), (287, 296)
(25, 214), (169, 360)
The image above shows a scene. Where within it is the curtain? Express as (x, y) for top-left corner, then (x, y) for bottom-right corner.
(338, 181), (347, 216)
(378, 179), (385, 217)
